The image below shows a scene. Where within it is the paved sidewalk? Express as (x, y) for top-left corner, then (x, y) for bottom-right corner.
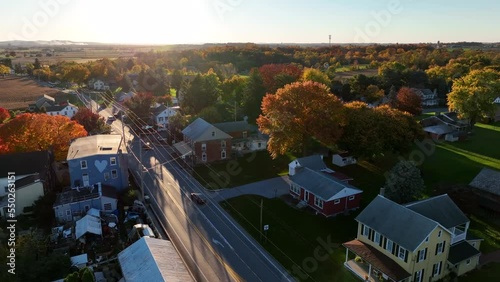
(210, 176), (290, 201)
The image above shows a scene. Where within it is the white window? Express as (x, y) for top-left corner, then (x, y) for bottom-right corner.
(111, 169), (118, 179)
(374, 232), (381, 244)
(159, 117), (164, 122)
(110, 157), (117, 166)
(386, 239), (393, 253)
(436, 242), (444, 254)
(104, 203), (112, 210)
(433, 261), (442, 277)
(472, 242), (476, 247)
(425, 236), (429, 242)
(398, 247), (406, 260)
(438, 230), (442, 237)
(80, 160), (87, 169)
(242, 131), (247, 138)
(201, 143), (206, 151)
(104, 172), (110, 181)
(314, 197), (323, 209)
(202, 153), (207, 162)
(304, 191), (309, 201)
(363, 225), (369, 237)
(466, 259), (471, 265)
(66, 210), (71, 216)
(221, 150), (226, 159)
(334, 199), (340, 204)
(414, 269), (423, 282)
(291, 184), (300, 195)
(348, 195), (355, 200)
(258, 143), (262, 148)
(221, 140), (226, 148)
(418, 248), (426, 262)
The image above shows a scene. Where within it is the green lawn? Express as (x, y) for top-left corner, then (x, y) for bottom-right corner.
(194, 151), (295, 189)
(222, 195), (359, 282)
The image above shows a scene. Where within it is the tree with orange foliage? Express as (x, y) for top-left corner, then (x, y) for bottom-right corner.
(396, 87), (422, 115)
(0, 107), (10, 123)
(257, 81), (344, 158)
(258, 64), (302, 94)
(0, 113), (87, 160)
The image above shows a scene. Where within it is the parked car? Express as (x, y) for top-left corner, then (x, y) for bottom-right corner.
(107, 115), (116, 122)
(190, 193), (206, 205)
(140, 125), (156, 136)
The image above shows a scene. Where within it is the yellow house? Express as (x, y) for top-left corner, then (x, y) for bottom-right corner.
(343, 195), (481, 282)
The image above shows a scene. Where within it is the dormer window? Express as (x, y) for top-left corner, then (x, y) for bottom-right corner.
(212, 131), (215, 137)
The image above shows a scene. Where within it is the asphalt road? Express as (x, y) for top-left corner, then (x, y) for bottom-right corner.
(87, 100), (294, 281)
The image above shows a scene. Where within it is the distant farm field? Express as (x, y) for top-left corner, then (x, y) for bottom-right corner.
(0, 76), (62, 110)
(334, 68), (378, 80)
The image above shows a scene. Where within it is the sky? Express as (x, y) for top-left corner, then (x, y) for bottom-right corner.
(1, 0), (499, 45)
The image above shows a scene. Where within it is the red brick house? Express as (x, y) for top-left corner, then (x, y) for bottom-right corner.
(288, 155), (362, 217)
(177, 118), (232, 165)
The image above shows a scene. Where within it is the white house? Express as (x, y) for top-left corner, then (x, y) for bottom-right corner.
(411, 88), (440, 107)
(332, 152), (357, 167)
(152, 104), (180, 131)
(493, 97), (500, 122)
(45, 103), (78, 119)
(93, 80), (109, 91)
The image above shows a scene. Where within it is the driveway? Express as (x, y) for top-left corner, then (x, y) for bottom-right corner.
(210, 176), (291, 201)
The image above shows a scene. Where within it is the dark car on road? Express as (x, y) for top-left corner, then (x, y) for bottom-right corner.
(190, 193), (206, 205)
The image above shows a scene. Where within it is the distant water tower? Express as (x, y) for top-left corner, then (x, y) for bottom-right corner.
(329, 35), (332, 47)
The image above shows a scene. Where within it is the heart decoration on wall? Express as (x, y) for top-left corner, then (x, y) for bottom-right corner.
(95, 160), (108, 173)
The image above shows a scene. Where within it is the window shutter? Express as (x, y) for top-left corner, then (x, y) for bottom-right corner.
(416, 250), (420, 263)
(442, 241), (446, 253)
(369, 229), (374, 241)
(404, 249), (408, 263)
(435, 243), (439, 255)
(438, 261), (442, 275)
(421, 269), (425, 281)
(432, 264), (436, 277)
(383, 237), (387, 249)
(424, 248), (427, 260)
(361, 224), (364, 235)
(393, 243), (398, 256)
(379, 235), (384, 247)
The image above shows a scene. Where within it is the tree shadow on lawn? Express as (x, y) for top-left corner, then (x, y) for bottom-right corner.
(222, 195), (360, 282)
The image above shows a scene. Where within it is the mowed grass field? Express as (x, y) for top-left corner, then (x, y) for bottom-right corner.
(0, 76), (62, 110)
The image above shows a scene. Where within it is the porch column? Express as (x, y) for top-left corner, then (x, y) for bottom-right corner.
(368, 264), (372, 280)
(345, 248), (348, 263)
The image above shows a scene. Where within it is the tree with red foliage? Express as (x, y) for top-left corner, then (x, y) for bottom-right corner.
(0, 113), (87, 160)
(258, 64), (302, 94)
(396, 87), (423, 115)
(257, 81), (344, 158)
(0, 107), (10, 123)
(72, 107), (111, 135)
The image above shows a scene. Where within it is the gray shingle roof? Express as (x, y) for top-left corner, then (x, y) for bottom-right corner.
(152, 104), (168, 116)
(469, 168), (500, 196)
(290, 167), (362, 201)
(356, 196), (438, 252)
(213, 120), (253, 134)
(67, 135), (126, 160)
(405, 194), (469, 229)
(294, 155), (327, 171)
(448, 241), (481, 265)
(182, 118), (231, 142)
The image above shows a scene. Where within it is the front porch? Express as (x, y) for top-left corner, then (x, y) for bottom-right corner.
(343, 239), (411, 282)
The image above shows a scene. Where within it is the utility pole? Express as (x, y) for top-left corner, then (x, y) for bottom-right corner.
(259, 198), (263, 241)
(139, 139), (145, 200)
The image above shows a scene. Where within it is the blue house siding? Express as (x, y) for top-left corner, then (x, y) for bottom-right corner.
(69, 153), (128, 191)
(54, 198), (101, 223)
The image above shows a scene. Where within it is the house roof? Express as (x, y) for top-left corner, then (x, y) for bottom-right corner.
(213, 120), (253, 134)
(334, 152), (352, 158)
(469, 168), (500, 196)
(45, 104), (75, 112)
(343, 240), (411, 281)
(447, 241), (481, 265)
(493, 97), (500, 104)
(356, 195), (438, 252)
(411, 88), (435, 97)
(405, 194), (469, 229)
(0, 150), (53, 178)
(36, 94), (55, 108)
(173, 141), (192, 157)
(290, 167), (362, 201)
(67, 134), (126, 160)
(292, 155), (327, 171)
(75, 214), (102, 239)
(118, 237), (193, 282)
(152, 104), (168, 116)
(54, 184), (116, 207)
(14, 174), (41, 189)
(423, 124), (454, 135)
(182, 118), (231, 142)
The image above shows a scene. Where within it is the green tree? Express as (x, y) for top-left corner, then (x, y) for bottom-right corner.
(301, 68), (331, 86)
(63, 64), (90, 86)
(181, 72), (221, 115)
(384, 160), (425, 204)
(241, 69), (267, 121)
(448, 69), (500, 126)
(257, 81), (344, 158)
(72, 107), (111, 135)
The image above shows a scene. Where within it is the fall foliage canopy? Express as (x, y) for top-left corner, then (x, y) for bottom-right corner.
(0, 113), (87, 160)
(258, 64), (302, 94)
(396, 87), (423, 116)
(257, 81), (344, 158)
(0, 108), (10, 123)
